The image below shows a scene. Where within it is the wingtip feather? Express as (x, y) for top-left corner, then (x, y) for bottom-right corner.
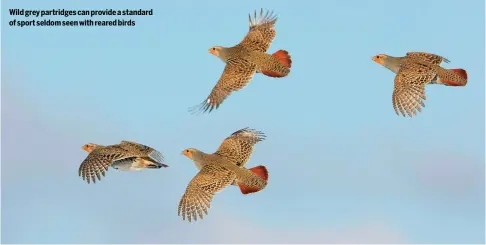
(149, 150), (164, 163)
(248, 8), (278, 28)
(234, 127), (266, 141)
(188, 100), (215, 115)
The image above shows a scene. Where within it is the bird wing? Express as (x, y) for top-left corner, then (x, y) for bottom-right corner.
(189, 58), (257, 114)
(119, 141), (164, 163)
(405, 52), (450, 65)
(392, 61), (436, 117)
(119, 140), (153, 152)
(78, 147), (134, 184)
(214, 128), (266, 167)
(237, 9), (278, 53)
(178, 164), (236, 222)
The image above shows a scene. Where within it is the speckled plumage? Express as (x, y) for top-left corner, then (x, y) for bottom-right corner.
(78, 141), (167, 184)
(373, 52), (468, 117)
(214, 127), (266, 168)
(190, 9), (292, 114)
(405, 52), (450, 65)
(179, 128), (268, 222)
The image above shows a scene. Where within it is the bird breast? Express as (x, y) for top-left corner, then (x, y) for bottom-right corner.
(192, 160), (205, 171)
(111, 157), (144, 171)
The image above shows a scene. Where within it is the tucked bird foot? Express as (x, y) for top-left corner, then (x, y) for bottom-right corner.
(148, 163), (168, 168)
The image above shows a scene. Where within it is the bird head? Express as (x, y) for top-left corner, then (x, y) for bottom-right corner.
(181, 148), (199, 160)
(372, 54), (388, 66)
(82, 143), (98, 153)
(372, 53), (402, 73)
(208, 46), (223, 57)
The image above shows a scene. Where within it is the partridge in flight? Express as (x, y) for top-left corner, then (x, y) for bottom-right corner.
(190, 9), (292, 114)
(372, 52), (468, 117)
(78, 141), (167, 184)
(179, 128), (269, 222)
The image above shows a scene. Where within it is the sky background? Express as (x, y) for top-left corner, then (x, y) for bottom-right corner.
(1, 0), (485, 243)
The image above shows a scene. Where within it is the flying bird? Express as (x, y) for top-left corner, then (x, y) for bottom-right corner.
(78, 141), (167, 184)
(190, 9), (292, 114)
(178, 128), (269, 222)
(372, 52), (468, 117)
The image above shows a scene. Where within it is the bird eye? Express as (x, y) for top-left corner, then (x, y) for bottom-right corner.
(212, 48), (216, 50)
(185, 150), (189, 152)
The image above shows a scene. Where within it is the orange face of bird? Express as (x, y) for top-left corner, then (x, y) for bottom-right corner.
(181, 148), (194, 159)
(208, 46), (222, 57)
(82, 143), (98, 153)
(372, 54), (387, 65)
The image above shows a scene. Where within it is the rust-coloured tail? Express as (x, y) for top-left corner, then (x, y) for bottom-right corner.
(272, 50), (292, 69)
(237, 184), (259, 195)
(237, 165), (269, 195)
(261, 50), (292, 78)
(451, 69), (467, 80)
(249, 166), (268, 181)
(441, 68), (468, 86)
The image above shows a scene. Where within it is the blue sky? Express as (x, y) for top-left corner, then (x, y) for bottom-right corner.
(1, 0), (484, 243)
